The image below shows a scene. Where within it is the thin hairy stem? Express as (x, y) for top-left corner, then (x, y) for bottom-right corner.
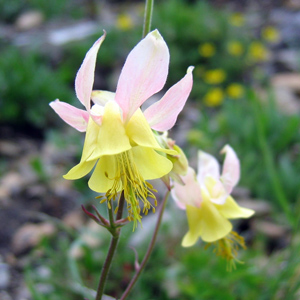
(95, 192), (125, 300)
(142, 0), (154, 38)
(120, 190), (170, 300)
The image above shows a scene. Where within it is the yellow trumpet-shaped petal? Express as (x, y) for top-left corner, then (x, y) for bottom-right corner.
(126, 108), (177, 156)
(182, 205), (202, 247)
(64, 118), (99, 180)
(198, 197), (232, 243)
(88, 155), (118, 193)
(64, 159), (96, 180)
(183, 200), (232, 246)
(132, 146), (173, 180)
(88, 101), (131, 161)
(217, 196), (255, 219)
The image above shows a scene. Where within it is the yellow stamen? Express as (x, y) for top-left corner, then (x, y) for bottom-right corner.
(99, 150), (157, 229)
(205, 231), (246, 271)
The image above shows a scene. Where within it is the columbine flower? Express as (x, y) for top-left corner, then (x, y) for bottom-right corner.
(50, 30), (193, 227)
(172, 145), (254, 268)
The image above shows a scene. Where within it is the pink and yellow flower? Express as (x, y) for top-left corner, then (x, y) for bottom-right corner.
(172, 145), (254, 266)
(50, 30), (193, 226)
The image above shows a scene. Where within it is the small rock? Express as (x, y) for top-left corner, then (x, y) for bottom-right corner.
(62, 209), (85, 230)
(275, 50), (300, 71)
(232, 187), (251, 199)
(15, 281), (31, 300)
(12, 223), (56, 254)
(272, 73), (300, 92)
(0, 291), (12, 300)
(273, 87), (300, 115)
(254, 220), (288, 238)
(0, 262), (10, 289)
(70, 221), (105, 259)
(47, 21), (99, 46)
(0, 141), (22, 156)
(285, 0), (300, 10)
(15, 10), (44, 31)
(238, 199), (272, 216)
(0, 172), (25, 204)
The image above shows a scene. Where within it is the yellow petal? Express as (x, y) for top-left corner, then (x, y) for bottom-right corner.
(217, 196), (255, 219)
(126, 109), (177, 155)
(182, 205), (202, 247)
(199, 199), (232, 242)
(87, 101), (131, 161)
(64, 118), (98, 180)
(132, 146), (173, 180)
(182, 230), (199, 247)
(64, 159), (96, 180)
(81, 116), (99, 161)
(88, 155), (119, 193)
(185, 197), (232, 244)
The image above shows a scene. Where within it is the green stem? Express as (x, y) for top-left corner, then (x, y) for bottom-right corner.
(119, 190), (170, 300)
(251, 92), (294, 225)
(95, 192), (125, 300)
(142, 0), (154, 38)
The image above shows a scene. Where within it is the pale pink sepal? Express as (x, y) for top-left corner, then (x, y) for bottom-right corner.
(49, 99), (89, 132)
(75, 32), (106, 110)
(220, 144), (240, 194)
(144, 66), (194, 131)
(115, 30), (170, 122)
(171, 167), (202, 210)
(197, 151), (220, 185)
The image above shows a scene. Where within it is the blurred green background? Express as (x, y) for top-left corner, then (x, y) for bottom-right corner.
(0, 0), (300, 299)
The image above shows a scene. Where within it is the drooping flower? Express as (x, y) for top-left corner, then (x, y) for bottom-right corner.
(50, 30), (193, 227)
(172, 145), (254, 267)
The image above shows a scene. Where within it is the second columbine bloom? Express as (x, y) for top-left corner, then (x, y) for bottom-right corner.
(172, 145), (254, 266)
(50, 30), (193, 227)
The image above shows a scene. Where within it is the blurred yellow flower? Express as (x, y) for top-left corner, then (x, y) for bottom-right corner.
(198, 43), (216, 57)
(262, 26), (280, 43)
(227, 41), (243, 56)
(249, 42), (269, 61)
(204, 88), (224, 107)
(227, 83), (244, 99)
(116, 13), (134, 31)
(229, 13), (245, 27)
(204, 69), (226, 84)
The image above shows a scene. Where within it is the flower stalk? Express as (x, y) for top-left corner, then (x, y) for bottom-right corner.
(120, 190), (170, 300)
(95, 192), (125, 300)
(142, 0), (154, 38)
